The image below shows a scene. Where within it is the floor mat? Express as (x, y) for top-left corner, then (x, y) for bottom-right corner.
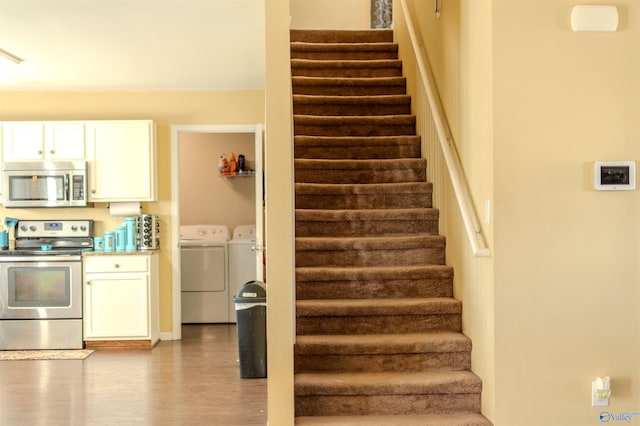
(0, 349), (95, 360)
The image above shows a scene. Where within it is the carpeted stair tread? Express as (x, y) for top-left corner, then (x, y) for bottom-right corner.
(296, 182), (431, 196)
(295, 370), (481, 396)
(294, 159), (426, 184)
(291, 29), (394, 43)
(295, 135), (420, 148)
(295, 158), (424, 168)
(295, 413), (492, 426)
(295, 182), (432, 209)
(296, 208), (438, 223)
(295, 135), (421, 159)
(296, 265), (454, 300)
(295, 210), (439, 238)
(295, 114), (415, 125)
(294, 114), (416, 137)
(296, 297), (461, 317)
(295, 332), (471, 355)
(296, 264), (452, 282)
(291, 42), (398, 60)
(295, 235), (445, 266)
(292, 76), (407, 96)
(293, 94), (411, 116)
(292, 59), (402, 78)
(295, 234), (444, 251)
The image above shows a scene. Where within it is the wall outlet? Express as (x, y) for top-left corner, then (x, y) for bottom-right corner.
(592, 380), (610, 407)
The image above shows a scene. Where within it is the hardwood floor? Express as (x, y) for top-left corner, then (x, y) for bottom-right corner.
(0, 324), (267, 425)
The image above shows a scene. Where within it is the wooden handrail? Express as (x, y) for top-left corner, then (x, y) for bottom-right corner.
(399, 0), (490, 257)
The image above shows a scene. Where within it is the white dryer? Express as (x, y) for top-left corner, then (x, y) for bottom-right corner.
(228, 225), (257, 323)
(180, 224), (230, 323)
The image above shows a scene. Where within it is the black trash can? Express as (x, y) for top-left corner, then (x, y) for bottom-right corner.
(234, 280), (267, 378)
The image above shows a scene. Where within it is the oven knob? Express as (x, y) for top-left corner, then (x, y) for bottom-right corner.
(20, 225), (27, 232)
(29, 226), (36, 232)
(71, 225), (78, 232)
(80, 225), (87, 232)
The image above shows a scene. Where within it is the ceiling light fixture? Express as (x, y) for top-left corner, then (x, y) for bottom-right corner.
(0, 48), (23, 64)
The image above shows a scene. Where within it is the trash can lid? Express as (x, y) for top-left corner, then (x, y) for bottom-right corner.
(234, 280), (266, 303)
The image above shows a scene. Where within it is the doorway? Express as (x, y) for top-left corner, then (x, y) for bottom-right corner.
(170, 124), (264, 340)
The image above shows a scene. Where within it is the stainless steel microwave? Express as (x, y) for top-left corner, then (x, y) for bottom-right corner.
(3, 161), (88, 208)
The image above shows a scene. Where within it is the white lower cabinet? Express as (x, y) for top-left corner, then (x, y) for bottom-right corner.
(83, 253), (159, 347)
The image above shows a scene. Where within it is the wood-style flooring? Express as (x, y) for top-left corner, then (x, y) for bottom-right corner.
(0, 324), (267, 425)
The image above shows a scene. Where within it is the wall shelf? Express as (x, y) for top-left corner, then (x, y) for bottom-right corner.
(219, 170), (255, 178)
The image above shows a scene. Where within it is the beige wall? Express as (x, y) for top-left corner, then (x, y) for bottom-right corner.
(493, 1), (640, 424)
(0, 91), (265, 333)
(290, 0), (370, 29)
(265, 1), (296, 424)
(398, 0), (640, 424)
(402, 0), (640, 423)
(179, 132), (256, 229)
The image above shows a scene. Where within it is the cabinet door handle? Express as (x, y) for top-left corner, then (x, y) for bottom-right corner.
(37, 150), (43, 155)
(50, 150), (55, 154)
(114, 264), (120, 269)
(91, 189), (96, 194)
(86, 281), (91, 285)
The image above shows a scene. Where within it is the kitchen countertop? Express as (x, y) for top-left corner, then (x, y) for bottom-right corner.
(82, 251), (157, 257)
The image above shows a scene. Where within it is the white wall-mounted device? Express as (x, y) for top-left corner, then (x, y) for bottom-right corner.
(571, 5), (618, 32)
(594, 161), (636, 191)
(592, 376), (611, 407)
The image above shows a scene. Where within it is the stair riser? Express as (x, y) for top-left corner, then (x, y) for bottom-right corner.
(295, 193), (432, 210)
(294, 352), (471, 373)
(296, 247), (445, 267)
(295, 393), (481, 417)
(294, 123), (415, 137)
(293, 84), (407, 96)
(295, 145), (421, 159)
(291, 30), (394, 43)
(295, 279), (452, 300)
(294, 103), (411, 116)
(296, 315), (461, 335)
(294, 169), (426, 184)
(295, 219), (439, 238)
(292, 67), (402, 79)
(291, 51), (398, 61)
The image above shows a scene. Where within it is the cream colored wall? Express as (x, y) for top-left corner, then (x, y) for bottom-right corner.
(401, 0), (640, 424)
(493, 1), (640, 425)
(179, 132), (256, 229)
(265, 1), (296, 424)
(0, 90), (265, 334)
(394, 0), (496, 420)
(290, 0), (370, 29)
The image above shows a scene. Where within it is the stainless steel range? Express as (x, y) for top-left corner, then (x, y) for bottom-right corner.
(0, 219), (93, 350)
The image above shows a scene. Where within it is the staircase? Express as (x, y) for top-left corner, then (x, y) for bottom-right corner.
(291, 29), (491, 426)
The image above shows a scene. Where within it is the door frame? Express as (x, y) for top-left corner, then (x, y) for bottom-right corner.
(170, 124), (263, 340)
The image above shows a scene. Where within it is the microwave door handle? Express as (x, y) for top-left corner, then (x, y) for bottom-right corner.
(64, 174), (70, 201)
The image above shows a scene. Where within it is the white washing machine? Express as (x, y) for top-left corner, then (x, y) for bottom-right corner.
(228, 225), (257, 323)
(180, 224), (230, 323)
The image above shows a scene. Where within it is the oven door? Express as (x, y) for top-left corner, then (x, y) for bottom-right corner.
(0, 258), (82, 319)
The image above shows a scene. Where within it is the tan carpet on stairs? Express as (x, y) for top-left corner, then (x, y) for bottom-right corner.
(291, 28), (491, 426)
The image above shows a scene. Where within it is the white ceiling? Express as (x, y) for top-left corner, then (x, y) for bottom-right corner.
(0, 0), (266, 91)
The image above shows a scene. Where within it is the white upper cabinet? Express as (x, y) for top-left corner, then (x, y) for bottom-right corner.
(46, 122), (86, 159)
(3, 122), (85, 161)
(85, 120), (157, 202)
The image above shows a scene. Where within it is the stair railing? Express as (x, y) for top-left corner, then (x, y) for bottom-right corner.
(398, 0), (490, 257)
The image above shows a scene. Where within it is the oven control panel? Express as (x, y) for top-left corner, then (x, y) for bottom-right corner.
(15, 220), (94, 238)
